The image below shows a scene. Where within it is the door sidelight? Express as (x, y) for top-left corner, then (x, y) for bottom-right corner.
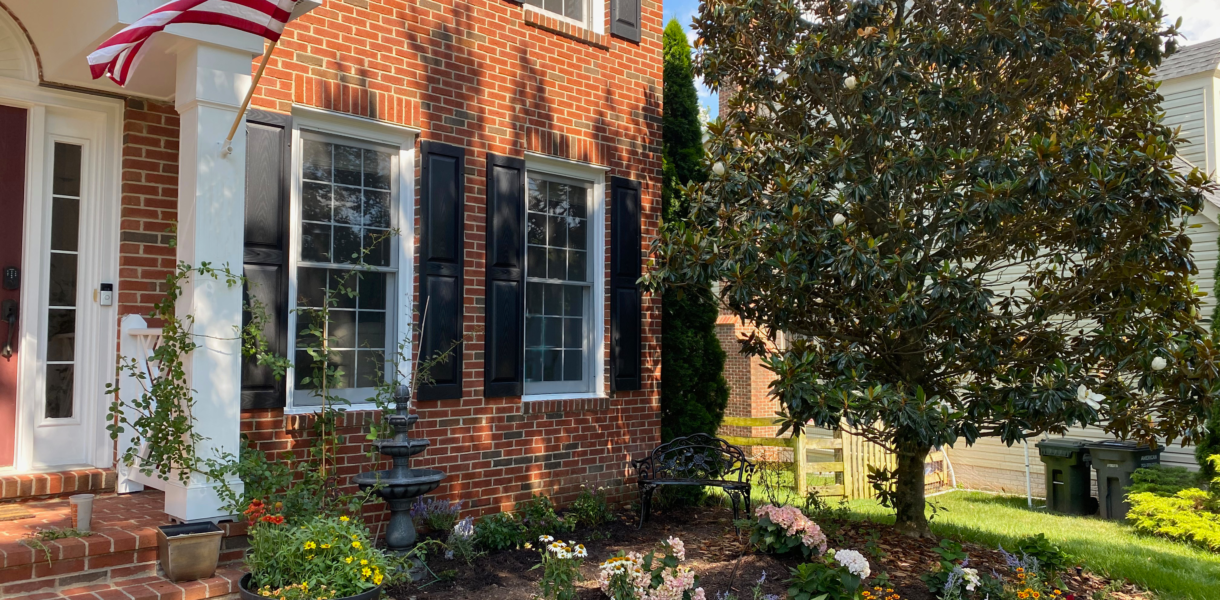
(1, 299), (15, 360)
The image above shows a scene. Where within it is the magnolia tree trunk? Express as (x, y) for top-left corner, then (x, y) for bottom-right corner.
(893, 441), (932, 538)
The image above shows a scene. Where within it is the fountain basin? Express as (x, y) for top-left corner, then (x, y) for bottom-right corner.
(372, 438), (430, 458)
(353, 468), (445, 500)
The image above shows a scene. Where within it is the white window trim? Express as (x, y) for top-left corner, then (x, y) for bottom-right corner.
(522, 154), (607, 402)
(523, 0), (605, 35)
(284, 107), (416, 414)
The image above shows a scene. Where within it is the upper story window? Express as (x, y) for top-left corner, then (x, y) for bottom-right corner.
(524, 0), (598, 31)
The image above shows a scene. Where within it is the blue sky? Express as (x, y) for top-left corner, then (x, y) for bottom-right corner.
(667, 0), (1220, 121)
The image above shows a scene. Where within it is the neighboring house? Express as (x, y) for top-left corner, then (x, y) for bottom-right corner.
(0, 0), (661, 533)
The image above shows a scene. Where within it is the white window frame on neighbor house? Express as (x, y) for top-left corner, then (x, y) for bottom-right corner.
(285, 106), (418, 413)
(522, 152), (607, 401)
(522, 0), (606, 33)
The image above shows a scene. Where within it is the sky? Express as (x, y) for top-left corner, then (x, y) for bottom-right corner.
(665, 0), (1220, 120)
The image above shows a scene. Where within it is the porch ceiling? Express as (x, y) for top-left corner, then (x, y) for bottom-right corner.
(2, 0), (317, 101)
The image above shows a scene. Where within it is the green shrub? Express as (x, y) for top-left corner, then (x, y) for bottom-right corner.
(567, 486), (614, 529)
(516, 494), (572, 541)
(921, 539), (969, 596)
(1197, 397), (1220, 480)
(474, 512), (525, 551)
(1014, 533), (1072, 577)
(1128, 488), (1220, 551)
(785, 553), (866, 600)
(1128, 465), (1201, 496)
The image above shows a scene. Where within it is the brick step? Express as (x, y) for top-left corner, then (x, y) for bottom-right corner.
(22, 565), (245, 600)
(1, 523), (248, 598)
(0, 469), (116, 502)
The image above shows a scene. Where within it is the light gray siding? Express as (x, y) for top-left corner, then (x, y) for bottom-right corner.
(1164, 87), (1209, 168)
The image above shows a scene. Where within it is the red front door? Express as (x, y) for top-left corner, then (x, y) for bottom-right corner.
(0, 105), (27, 468)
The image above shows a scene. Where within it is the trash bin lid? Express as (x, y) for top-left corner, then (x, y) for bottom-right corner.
(1036, 438), (1091, 457)
(1085, 440), (1152, 452)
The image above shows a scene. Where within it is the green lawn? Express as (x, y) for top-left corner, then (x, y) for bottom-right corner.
(838, 491), (1220, 600)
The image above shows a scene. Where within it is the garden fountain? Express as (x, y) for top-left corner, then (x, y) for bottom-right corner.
(354, 390), (445, 552)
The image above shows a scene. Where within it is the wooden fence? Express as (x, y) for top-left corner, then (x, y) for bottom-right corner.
(720, 417), (947, 501)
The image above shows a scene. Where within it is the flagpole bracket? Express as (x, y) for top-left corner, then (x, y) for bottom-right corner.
(219, 139), (235, 158)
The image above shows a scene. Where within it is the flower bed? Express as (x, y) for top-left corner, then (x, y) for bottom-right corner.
(384, 500), (1151, 600)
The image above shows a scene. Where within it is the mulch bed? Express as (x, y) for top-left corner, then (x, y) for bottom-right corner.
(386, 504), (1150, 600)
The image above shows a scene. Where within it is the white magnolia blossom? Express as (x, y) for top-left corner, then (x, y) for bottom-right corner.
(1077, 384), (1104, 410)
(844, 75), (858, 90)
(962, 567), (980, 591)
(832, 213), (847, 226)
(712, 161), (726, 176)
(834, 549), (870, 579)
(757, 103), (774, 119)
(1152, 356), (1168, 371)
(775, 70), (789, 84)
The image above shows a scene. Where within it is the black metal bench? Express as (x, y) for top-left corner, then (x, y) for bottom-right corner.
(630, 433), (755, 528)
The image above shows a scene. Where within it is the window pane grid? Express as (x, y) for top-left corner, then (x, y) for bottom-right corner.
(525, 175), (591, 388)
(293, 137), (398, 403)
(45, 143), (82, 420)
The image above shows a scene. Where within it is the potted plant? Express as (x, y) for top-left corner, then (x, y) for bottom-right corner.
(238, 503), (390, 600)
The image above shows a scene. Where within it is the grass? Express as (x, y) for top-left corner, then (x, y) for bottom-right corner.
(840, 491), (1220, 600)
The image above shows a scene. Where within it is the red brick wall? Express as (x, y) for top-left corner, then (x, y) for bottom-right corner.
(118, 99), (179, 320)
(229, 0), (663, 518)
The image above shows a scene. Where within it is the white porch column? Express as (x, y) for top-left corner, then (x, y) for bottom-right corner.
(166, 41), (254, 522)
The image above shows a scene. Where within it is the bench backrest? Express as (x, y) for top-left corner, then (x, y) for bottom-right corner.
(634, 433), (755, 482)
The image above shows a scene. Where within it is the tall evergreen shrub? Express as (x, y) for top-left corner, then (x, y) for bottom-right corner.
(660, 19), (729, 444)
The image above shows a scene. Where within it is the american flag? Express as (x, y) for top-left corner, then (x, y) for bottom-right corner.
(88, 0), (298, 87)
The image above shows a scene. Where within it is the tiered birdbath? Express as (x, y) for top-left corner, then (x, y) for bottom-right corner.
(354, 390), (445, 552)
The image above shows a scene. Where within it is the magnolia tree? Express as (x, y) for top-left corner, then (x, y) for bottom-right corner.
(652, 0), (1220, 536)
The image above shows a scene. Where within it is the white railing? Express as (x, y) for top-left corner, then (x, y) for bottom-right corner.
(115, 314), (165, 494)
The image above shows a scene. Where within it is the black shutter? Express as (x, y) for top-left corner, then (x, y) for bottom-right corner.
(610, 176), (642, 391)
(484, 153), (526, 397)
(610, 0), (641, 43)
(241, 109), (292, 409)
(417, 141), (466, 401)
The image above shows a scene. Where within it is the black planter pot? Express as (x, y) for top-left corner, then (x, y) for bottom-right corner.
(239, 573), (382, 600)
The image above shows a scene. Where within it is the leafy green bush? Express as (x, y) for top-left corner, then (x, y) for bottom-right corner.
(516, 494), (572, 541)
(921, 539), (969, 596)
(567, 486), (614, 529)
(1197, 403), (1220, 480)
(1014, 533), (1072, 577)
(1128, 465), (1201, 496)
(785, 551), (867, 600)
(474, 512), (524, 551)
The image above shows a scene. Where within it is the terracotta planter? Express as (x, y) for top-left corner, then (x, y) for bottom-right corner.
(157, 523), (223, 583)
(239, 573), (383, 600)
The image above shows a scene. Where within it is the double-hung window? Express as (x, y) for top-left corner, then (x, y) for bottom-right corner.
(291, 133), (400, 406)
(523, 0), (601, 31)
(523, 168), (600, 396)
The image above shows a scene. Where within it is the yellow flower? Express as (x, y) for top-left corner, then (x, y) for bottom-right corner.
(340, 516), (350, 522)
(321, 543), (331, 549)
(361, 566), (372, 578)
(345, 556), (354, 563)
(374, 572), (384, 585)
(307, 554), (315, 560)
(304, 541), (317, 550)
(351, 540), (362, 549)
(360, 559), (369, 565)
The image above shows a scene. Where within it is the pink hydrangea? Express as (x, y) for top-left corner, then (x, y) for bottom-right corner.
(755, 504), (829, 554)
(597, 538), (706, 600)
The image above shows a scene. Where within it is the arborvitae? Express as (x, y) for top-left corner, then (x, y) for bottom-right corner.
(660, 18), (729, 445)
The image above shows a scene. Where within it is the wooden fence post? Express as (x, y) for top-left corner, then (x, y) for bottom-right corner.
(795, 427), (808, 498)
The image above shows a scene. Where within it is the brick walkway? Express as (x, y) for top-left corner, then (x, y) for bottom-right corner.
(0, 491), (248, 599)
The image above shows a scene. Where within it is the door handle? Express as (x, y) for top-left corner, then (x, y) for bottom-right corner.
(1, 299), (16, 360)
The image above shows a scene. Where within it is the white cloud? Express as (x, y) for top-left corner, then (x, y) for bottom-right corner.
(1162, 0), (1220, 45)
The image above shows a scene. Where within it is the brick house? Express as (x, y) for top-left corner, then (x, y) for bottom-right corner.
(0, 0), (662, 595)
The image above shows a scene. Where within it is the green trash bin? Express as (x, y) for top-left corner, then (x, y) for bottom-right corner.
(1036, 438), (1093, 515)
(1087, 440), (1162, 520)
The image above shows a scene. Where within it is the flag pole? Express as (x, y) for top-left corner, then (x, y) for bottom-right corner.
(221, 40), (278, 157)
